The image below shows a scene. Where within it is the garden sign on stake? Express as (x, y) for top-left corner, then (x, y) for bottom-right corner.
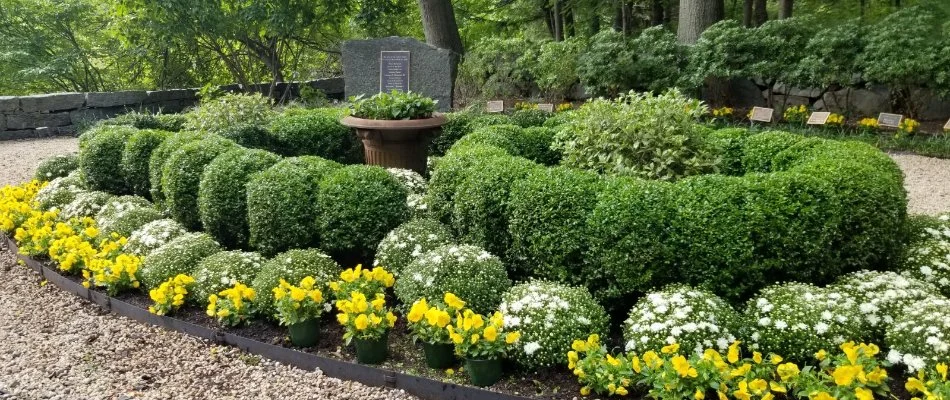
(807, 112), (831, 125)
(750, 107), (774, 123)
(486, 101), (504, 113)
(877, 113), (903, 129)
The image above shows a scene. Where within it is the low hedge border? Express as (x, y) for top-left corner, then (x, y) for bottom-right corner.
(0, 234), (529, 400)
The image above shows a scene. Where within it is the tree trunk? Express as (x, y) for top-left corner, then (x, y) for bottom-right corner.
(651, 0), (664, 26)
(553, 0), (564, 41)
(418, 0), (464, 54)
(742, 0), (753, 26)
(565, 6), (575, 37)
(621, 0), (633, 35)
(752, 0), (767, 26)
(677, 0), (724, 43)
(778, 0), (792, 18)
(613, 0), (623, 31)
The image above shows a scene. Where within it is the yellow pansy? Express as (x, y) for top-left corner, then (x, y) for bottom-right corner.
(444, 292), (465, 309)
(727, 341), (740, 364)
(505, 331), (521, 344)
(661, 343), (680, 354)
(833, 365), (863, 386)
(752, 352), (762, 364)
(482, 325), (498, 342)
(936, 363), (947, 381)
(354, 314), (369, 330)
(695, 389), (705, 400)
(777, 363), (800, 381)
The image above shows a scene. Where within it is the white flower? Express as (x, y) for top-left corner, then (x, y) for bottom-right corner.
(523, 342), (541, 355)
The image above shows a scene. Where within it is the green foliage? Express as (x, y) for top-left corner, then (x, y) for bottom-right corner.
(451, 125), (522, 156)
(148, 131), (207, 207)
(507, 166), (603, 282)
(688, 20), (758, 85)
(35, 154), (79, 181)
(509, 109), (550, 128)
(425, 144), (510, 224)
(298, 85), (329, 107)
(554, 90), (718, 181)
(217, 123), (276, 150)
(429, 111), (480, 156)
(198, 148), (281, 249)
(192, 250), (266, 303)
(61, 191), (114, 220)
(251, 248), (340, 318)
(749, 18), (816, 90)
(576, 30), (634, 97)
(139, 232), (223, 290)
(627, 27), (690, 92)
(247, 156), (342, 256)
(317, 165), (410, 262)
(121, 129), (168, 198)
(861, 7), (941, 91)
(161, 136), (237, 230)
(797, 21), (865, 91)
(104, 111), (188, 132)
(740, 131), (804, 173)
(374, 218), (455, 277)
(269, 108), (363, 163)
(528, 38), (583, 99)
(457, 37), (533, 99)
(184, 93), (275, 133)
(349, 90), (436, 120)
(95, 195), (162, 237)
(395, 244), (512, 314)
(518, 127), (560, 165)
(707, 127), (751, 175)
(79, 126), (136, 194)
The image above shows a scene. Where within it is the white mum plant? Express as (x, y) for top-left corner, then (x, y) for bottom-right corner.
(124, 219), (189, 257)
(395, 244), (511, 314)
(192, 251), (266, 303)
(743, 282), (862, 361)
(34, 172), (84, 211)
(61, 191), (114, 220)
(139, 232), (222, 289)
(95, 196), (162, 237)
(886, 297), (950, 372)
(623, 284), (740, 356)
(386, 168), (427, 195)
(902, 214), (950, 296)
(374, 219), (454, 277)
(831, 270), (940, 340)
(499, 281), (609, 368)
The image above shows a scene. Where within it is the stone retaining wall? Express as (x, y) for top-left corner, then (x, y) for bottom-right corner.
(0, 78), (344, 141)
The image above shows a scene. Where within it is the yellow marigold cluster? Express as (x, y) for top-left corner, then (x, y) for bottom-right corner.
(273, 276), (326, 326)
(14, 209), (60, 256)
(858, 117), (880, 130)
(406, 292), (466, 344)
(899, 118), (920, 135)
(149, 274), (195, 315)
(207, 282), (256, 327)
(0, 180), (46, 234)
(335, 290), (396, 344)
(447, 309), (520, 360)
(711, 107), (734, 118)
(784, 104), (809, 124)
(826, 113), (845, 127)
(329, 264), (394, 299)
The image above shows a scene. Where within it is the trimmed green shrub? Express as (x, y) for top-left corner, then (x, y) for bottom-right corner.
(124, 218), (189, 257)
(35, 154), (79, 181)
(623, 285), (739, 355)
(317, 165), (410, 262)
(395, 244), (512, 314)
(217, 123), (275, 150)
(429, 111), (479, 156)
(500, 281), (609, 369)
(61, 191), (114, 220)
(139, 232), (223, 289)
(541, 110), (574, 129)
(886, 297), (950, 371)
(507, 166), (603, 282)
(251, 248), (340, 318)
(585, 177), (677, 307)
(375, 218), (455, 277)
(518, 127), (560, 165)
(198, 148), (281, 249)
(831, 270), (941, 342)
(451, 125), (523, 156)
(34, 171), (85, 211)
(743, 283), (862, 362)
(452, 156), (540, 262)
(509, 109), (550, 128)
(707, 127), (750, 175)
(121, 129), (168, 198)
(162, 137), (237, 230)
(184, 93), (275, 134)
(740, 131), (803, 173)
(247, 156), (342, 256)
(192, 251), (266, 303)
(149, 131), (207, 206)
(269, 108), (363, 163)
(468, 113), (514, 131)
(79, 126), (136, 194)
(94, 194), (152, 219)
(426, 144), (510, 224)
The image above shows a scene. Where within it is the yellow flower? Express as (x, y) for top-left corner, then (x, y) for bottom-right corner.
(752, 352), (762, 364)
(354, 314), (369, 330)
(580, 386), (591, 396)
(770, 381), (787, 393)
(841, 342), (859, 365)
(833, 365), (862, 386)
(867, 367), (887, 384)
(695, 389), (705, 400)
(748, 379), (767, 394)
(567, 351), (578, 369)
(371, 297), (385, 311)
(615, 386), (628, 396)
(727, 341), (740, 364)
(770, 354), (783, 365)
(571, 339), (588, 352)
(482, 325), (498, 342)
(386, 311), (397, 327)
(810, 392), (835, 400)
(631, 355), (641, 373)
(672, 355), (697, 378)
(661, 343), (680, 354)
(777, 363), (800, 382)
(470, 334), (479, 344)
(730, 363), (751, 378)
(407, 298), (428, 323)
(717, 391), (728, 400)
(505, 331), (520, 344)
(936, 363), (947, 381)
(445, 368), (454, 376)
(444, 292), (465, 310)
(905, 377), (928, 394)
(855, 387), (873, 400)
(815, 349), (827, 361)
(450, 332), (463, 344)
(606, 354), (621, 367)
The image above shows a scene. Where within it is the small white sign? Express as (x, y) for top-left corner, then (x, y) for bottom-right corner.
(750, 107), (774, 123)
(538, 103), (555, 112)
(807, 112), (831, 125)
(944, 118), (950, 131)
(486, 100), (504, 113)
(877, 113), (903, 128)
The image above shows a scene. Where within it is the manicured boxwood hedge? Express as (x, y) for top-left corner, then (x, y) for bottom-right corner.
(198, 147), (281, 249)
(269, 108), (363, 164)
(740, 130), (803, 173)
(161, 136), (237, 230)
(79, 125), (137, 194)
(425, 144), (511, 224)
(149, 131), (207, 206)
(121, 129), (168, 198)
(218, 123), (276, 151)
(509, 109), (550, 128)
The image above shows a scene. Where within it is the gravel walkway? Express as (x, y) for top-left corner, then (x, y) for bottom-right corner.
(888, 152), (950, 216)
(0, 137), (79, 187)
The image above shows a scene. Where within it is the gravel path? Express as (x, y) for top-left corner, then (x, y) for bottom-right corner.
(0, 246), (415, 400)
(889, 152), (950, 216)
(0, 137), (79, 187)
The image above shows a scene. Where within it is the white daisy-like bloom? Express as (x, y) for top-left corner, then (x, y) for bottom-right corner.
(624, 285), (739, 357)
(125, 219), (188, 257)
(886, 297), (950, 372)
(831, 270), (940, 341)
(901, 214), (950, 294)
(375, 219), (453, 277)
(523, 342), (541, 355)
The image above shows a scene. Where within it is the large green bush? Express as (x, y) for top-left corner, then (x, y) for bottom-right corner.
(554, 90), (718, 181)
(139, 232), (223, 289)
(507, 166), (603, 282)
(429, 111), (479, 156)
(707, 127), (751, 175)
(576, 30), (634, 97)
(162, 136), (237, 230)
(395, 244), (512, 314)
(269, 108), (363, 163)
(450, 125), (523, 156)
(251, 248), (340, 318)
(425, 144), (510, 224)
(192, 251), (266, 303)
(247, 156), (342, 256)
(509, 109), (550, 128)
(35, 154), (79, 181)
(317, 165), (410, 262)
(457, 37), (533, 99)
(121, 129), (167, 198)
(518, 127), (560, 166)
(148, 131), (207, 207)
(528, 38), (584, 99)
(79, 125), (137, 194)
(740, 131), (804, 172)
(218, 123), (276, 150)
(184, 93), (275, 134)
(198, 148), (281, 249)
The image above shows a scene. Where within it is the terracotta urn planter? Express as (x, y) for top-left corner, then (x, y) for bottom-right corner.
(341, 114), (446, 174)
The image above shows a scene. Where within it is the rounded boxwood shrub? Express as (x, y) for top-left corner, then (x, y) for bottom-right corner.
(622, 285), (740, 356)
(831, 270), (940, 341)
(426, 144), (510, 224)
(247, 156), (342, 256)
(79, 126), (137, 194)
(139, 232), (223, 289)
(35, 154), (79, 181)
(740, 131), (803, 173)
(499, 281), (609, 368)
(162, 136), (237, 230)
(269, 108), (363, 163)
(451, 156), (540, 263)
(95, 196), (162, 237)
(885, 297), (950, 371)
(542, 110), (574, 128)
(374, 218), (455, 277)
(192, 250), (267, 303)
(149, 131), (207, 206)
(124, 218), (189, 257)
(251, 248), (340, 318)
(518, 127), (560, 165)
(509, 109), (551, 128)
(429, 111), (478, 156)
(218, 123), (276, 150)
(61, 191), (115, 220)
(121, 129), (168, 198)
(102, 111), (187, 132)
(317, 165), (410, 262)
(468, 113), (513, 131)
(507, 166), (604, 282)
(395, 244), (511, 314)
(450, 125), (523, 156)
(34, 172), (85, 211)
(743, 283), (862, 362)
(707, 127), (750, 176)
(198, 148), (281, 249)
(901, 214), (950, 295)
